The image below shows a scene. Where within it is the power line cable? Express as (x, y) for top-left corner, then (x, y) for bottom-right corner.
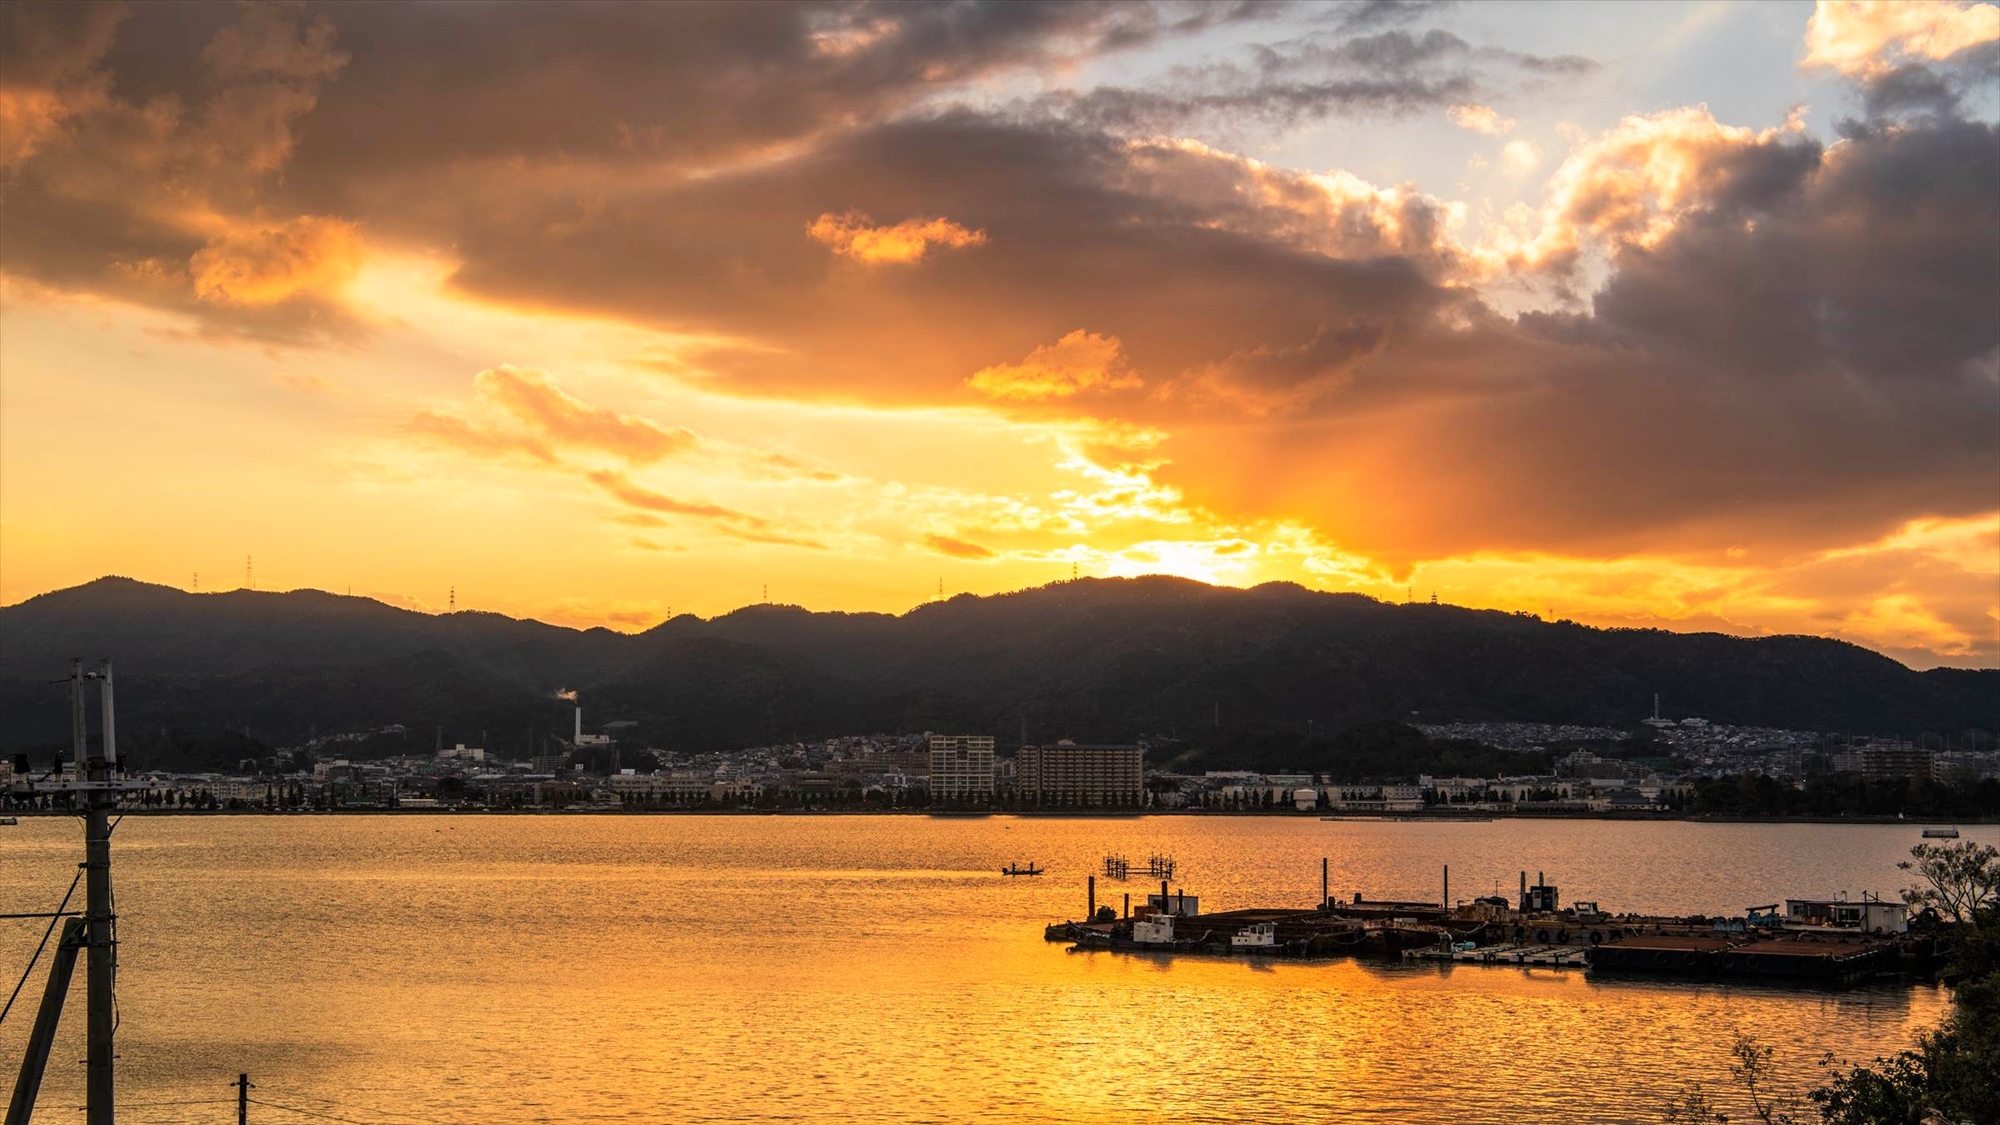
(248, 1097), (429, 1125)
(0, 864), (84, 1025)
(88, 1098), (232, 1109)
(255, 1087), (434, 1124)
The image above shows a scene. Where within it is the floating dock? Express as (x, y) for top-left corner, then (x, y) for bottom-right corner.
(1042, 864), (1942, 983)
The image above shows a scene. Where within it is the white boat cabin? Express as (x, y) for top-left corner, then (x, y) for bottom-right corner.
(1231, 923), (1278, 948)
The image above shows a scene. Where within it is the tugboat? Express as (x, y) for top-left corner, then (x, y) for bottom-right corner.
(1230, 922), (1279, 951)
(1002, 862), (1044, 876)
(1923, 827), (1961, 839)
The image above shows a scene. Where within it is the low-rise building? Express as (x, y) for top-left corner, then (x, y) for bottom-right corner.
(1861, 747), (1935, 782)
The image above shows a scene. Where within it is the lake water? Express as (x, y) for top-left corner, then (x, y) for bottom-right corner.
(1, 815), (1983, 1124)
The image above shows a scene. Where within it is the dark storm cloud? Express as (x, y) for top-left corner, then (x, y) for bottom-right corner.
(1042, 28), (1593, 136)
(4, 0), (1991, 568)
(1199, 116), (2000, 560)
(270, 0), (1268, 189)
(1323, 0), (1459, 34)
(0, 0), (124, 88)
(1505, 51), (1601, 77)
(435, 112), (1457, 404)
(1052, 75), (1476, 133)
(0, 0), (1249, 338)
(399, 80), (1991, 560)
(1855, 43), (2000, 122)
(0, 2), (366, 343)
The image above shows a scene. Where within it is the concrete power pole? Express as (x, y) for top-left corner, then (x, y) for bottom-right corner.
(84, 659), (117, 1125)
(6, 660), (135, 1125)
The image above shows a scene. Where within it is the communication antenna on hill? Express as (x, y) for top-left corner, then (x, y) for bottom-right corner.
(938, 577), (943, 599)
(1072, 562), (1078, 582)
(449, 586), (456, 613)
(245, 555), (253, 590)
(1429, 591), (1437, 605)
(762, 583), (769, 603)
(192, 572), (199, 592)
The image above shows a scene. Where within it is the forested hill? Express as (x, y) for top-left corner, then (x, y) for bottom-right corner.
(0, 576), (1990, 765)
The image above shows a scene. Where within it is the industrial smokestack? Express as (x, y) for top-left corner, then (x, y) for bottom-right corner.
(574, 706), (582, 745)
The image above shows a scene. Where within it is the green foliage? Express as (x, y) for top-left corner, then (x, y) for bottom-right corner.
(1703, 842), (2000, 1125)
(1164, 720), (1552, 779)
(1666, 774), (2000, 820)
(1899, 842), (2000, 928)
(1810, 1051), (1930, 1125)
(1662, 1082), (1728, 1124)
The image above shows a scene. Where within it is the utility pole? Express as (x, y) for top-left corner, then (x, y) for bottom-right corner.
(8, 660), (152, 1125)
(234, 1073), (252, 1125)
(84, 659), (116, 1125)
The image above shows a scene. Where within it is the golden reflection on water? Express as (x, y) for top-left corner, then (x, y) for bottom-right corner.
(0, 815), (1977, 1123)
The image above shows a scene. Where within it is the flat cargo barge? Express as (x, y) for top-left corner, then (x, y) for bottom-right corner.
(1041, 867), (1942, 983)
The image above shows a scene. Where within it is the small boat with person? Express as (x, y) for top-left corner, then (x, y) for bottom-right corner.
(1002, 862), (1044, 876)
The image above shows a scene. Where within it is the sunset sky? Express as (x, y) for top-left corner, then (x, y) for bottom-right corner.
(1, 0), (1995, 668)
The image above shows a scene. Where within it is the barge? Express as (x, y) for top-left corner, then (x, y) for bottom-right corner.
(1042, 865), (1943, 983)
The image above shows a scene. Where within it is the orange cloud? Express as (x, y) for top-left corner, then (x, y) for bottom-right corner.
(1500, 139), (1540, 176)
(967, 330), (1141, 400)
(1447, 103), (1513, 135)
(1803, 0), (2000, 77)
(1499, 104), (1811, 272)
(409, 367), (695, 467)
(586, 470), (744, 521)
(273, 371), (343, 396)
(586, 470), (826, 549)
(474, 366), (694, 464)
(190, 216), (365, 306)
(609, 512), (670, 528)
(0, 87), (74, 169)
(922, 534), (996, 559)
(405, 410), (555, 464)
(807, 210), (987, 264)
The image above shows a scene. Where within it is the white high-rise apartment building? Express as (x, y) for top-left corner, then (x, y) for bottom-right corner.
(927, 735), (995, 801)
